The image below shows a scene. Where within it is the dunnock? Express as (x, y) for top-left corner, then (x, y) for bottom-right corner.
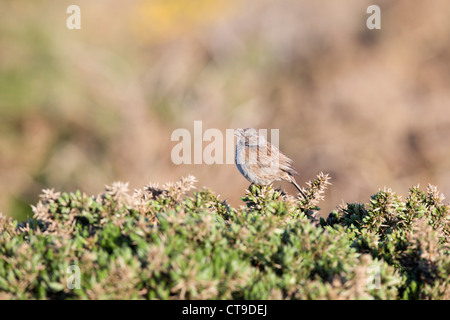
(235, 128), (307, 199)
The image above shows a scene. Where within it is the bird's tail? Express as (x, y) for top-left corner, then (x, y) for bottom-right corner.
(288, 175), (307, 200)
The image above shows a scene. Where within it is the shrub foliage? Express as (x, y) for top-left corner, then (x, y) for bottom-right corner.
(0, 174), (448, 299)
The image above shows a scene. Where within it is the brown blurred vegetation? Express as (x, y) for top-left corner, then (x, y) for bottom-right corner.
(1, 0), (450, 221)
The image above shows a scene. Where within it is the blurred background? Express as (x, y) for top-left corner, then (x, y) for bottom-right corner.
(1, 0), (450, 221)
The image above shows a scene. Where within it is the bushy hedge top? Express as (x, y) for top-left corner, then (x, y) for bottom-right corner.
(0, 174), (448, 299)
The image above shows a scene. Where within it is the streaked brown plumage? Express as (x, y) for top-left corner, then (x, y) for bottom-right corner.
(235, 128), (306, 199)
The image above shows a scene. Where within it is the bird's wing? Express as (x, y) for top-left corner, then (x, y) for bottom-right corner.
(279, 152), (298, 176)
(256, 142), (283, 170)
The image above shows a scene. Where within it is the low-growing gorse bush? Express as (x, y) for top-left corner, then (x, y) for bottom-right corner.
(0, 174), (448, 299)
(323, 185), (450, 299)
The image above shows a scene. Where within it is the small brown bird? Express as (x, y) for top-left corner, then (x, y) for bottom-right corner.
(234, 128), (307, 199)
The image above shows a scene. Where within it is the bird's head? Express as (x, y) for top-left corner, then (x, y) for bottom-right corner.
(234, 128), (266, 146)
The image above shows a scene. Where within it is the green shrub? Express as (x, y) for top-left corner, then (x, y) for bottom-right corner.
(323, 185), (450, 299)
(0, 175), (448, 299)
